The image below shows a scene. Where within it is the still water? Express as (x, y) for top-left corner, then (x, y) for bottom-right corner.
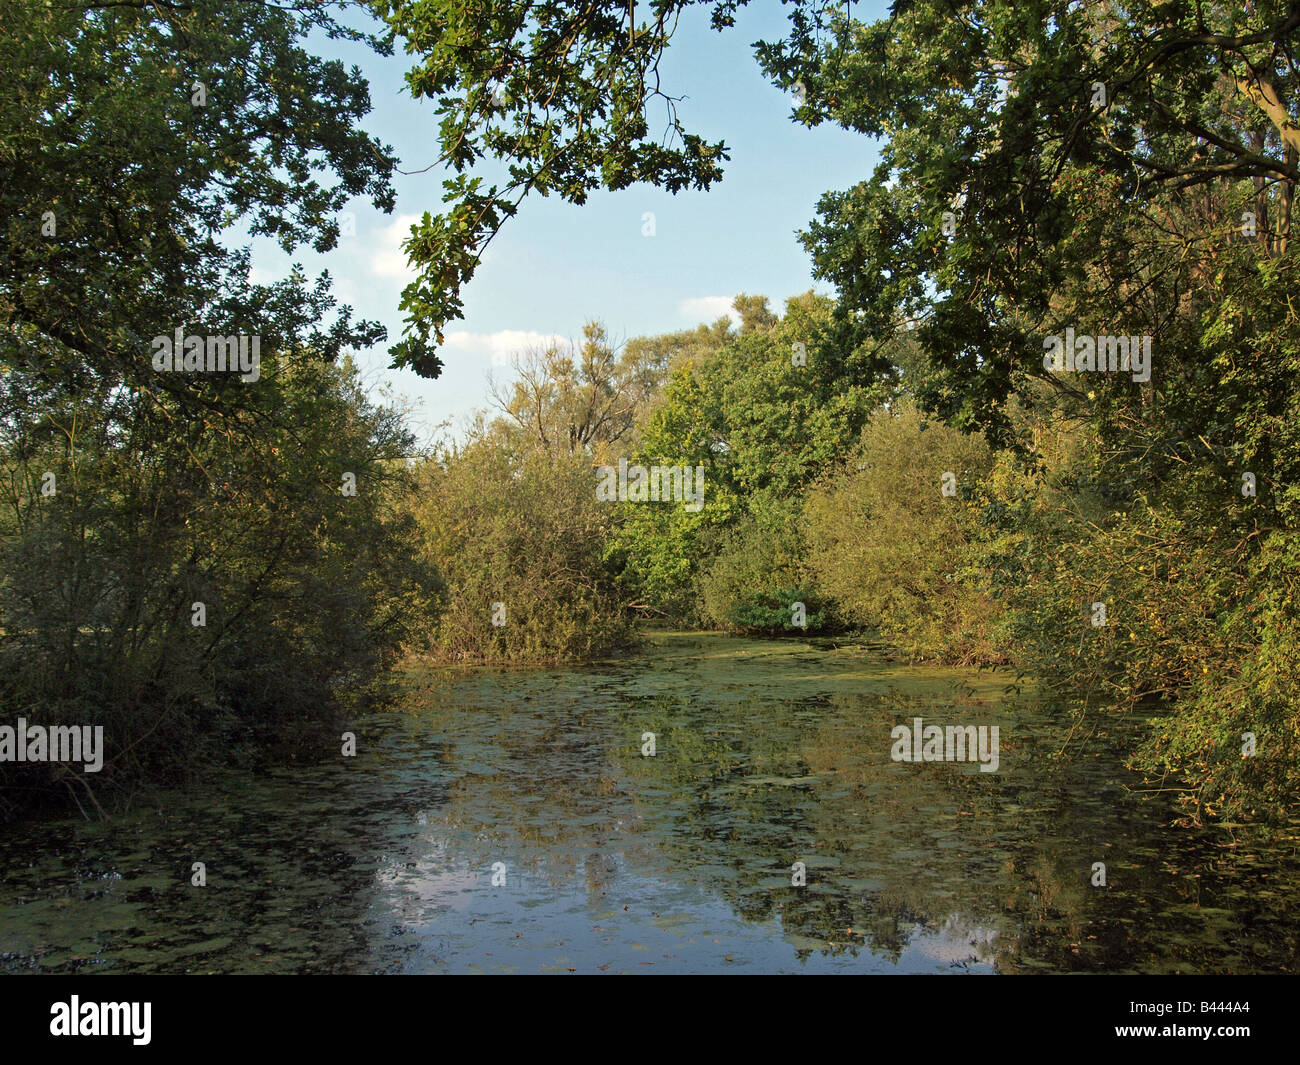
(2, 633), (1297, 973)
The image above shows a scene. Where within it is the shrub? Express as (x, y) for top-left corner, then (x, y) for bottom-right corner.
(804, 401), (1006, 663)
(0, 355), (440, 817)
(410, 433), (635, 663)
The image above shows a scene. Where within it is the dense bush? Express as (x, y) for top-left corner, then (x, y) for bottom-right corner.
(697, 505), (828, 634)
(804, 402), (1006, 664)
(0, 356), (441, 817)
(409, 430), (635, 663)
(981, 403), (1299, 824)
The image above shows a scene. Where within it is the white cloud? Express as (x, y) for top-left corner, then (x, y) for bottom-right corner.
(443, 329), (566, 366)
(678, 295), (735, 322)
(368, 213), (422, 280)
(248, 263), (282, 287)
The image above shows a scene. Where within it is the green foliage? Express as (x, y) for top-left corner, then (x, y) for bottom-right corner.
(2, 0), (394, 395)
(1139, 532), (1300, 823)
(698, 508), (826, 634)
(5, 0), (1297, 833)
(763, 0), (1300, 442)
(607, 363), (733, 622)
(757, 0), (1300, 820)
(382, 0), (1300, 824)
(804, 402), (1005, 663)
(410, 432), (635, 663)
(0, 356), (440, 816)
(0, 1), (424, 816)
(982, 410), (1298, 823)
(612, 293), (883, 623)
(371, 0), (738, 373)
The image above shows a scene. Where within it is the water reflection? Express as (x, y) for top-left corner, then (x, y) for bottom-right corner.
(1, 634), (1296, 973)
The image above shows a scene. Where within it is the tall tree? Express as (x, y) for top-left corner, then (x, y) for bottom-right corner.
(2, 0), (395, 408)
(488, 321), (670, 457)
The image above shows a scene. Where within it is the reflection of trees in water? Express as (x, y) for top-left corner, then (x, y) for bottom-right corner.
(386, 673), (1300, 972)
(607, 686), (1290, 971)
(637, 690), (995, 962)
(405, 694), (660, 904)
(786, 689), (1118, 969)
(411, 684), (1058, 965)
(0, 731), (457, 974)
(7, 666), (1296, 973)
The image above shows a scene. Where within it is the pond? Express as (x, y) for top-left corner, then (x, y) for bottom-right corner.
(2, 633), (1297, 973)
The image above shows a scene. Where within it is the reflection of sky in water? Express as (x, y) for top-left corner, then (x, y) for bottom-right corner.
(379, 852), (996, 974)
(1, 634), (1297, 974)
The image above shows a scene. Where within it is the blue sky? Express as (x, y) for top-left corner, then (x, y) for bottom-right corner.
(248, 1), (887, 444)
